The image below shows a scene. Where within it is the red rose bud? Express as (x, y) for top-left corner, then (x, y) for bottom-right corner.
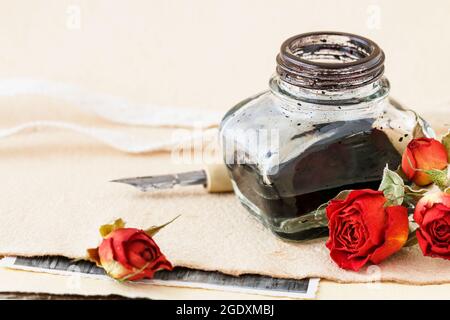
(401, 138), (448, 186)
(98, 228), (173, 281)
(326, 189), (409, 271)
(414, 192), (450, 260)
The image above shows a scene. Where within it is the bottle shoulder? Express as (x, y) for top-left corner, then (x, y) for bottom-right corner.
(220, 91), (427, 178)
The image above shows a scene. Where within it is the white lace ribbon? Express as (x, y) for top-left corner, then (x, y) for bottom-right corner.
(0, 78), (222, 153)
(0, 120), (218, 154)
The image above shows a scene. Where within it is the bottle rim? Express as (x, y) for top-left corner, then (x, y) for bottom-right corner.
(276, 31), (385, 91)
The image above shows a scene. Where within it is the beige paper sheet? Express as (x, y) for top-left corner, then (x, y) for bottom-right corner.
(0, 1), (449, 299)
(0, 100), (448, 285)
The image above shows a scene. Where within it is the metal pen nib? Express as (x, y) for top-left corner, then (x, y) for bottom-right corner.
(110, 170), (208, 192)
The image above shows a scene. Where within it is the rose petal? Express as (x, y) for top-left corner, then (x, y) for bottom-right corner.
(126, 269), (155, 281)
(128, 232), (161, 257)
(414, 193), (450, 226)
(401, 146), (417, 180)
(109, 228), (142, 269)
(353, 193), (386, 246)
(405, 138), (448, 186)
(148, 254), (173, 272)
(99, 238), (132, 279)
(421, 207), (446, 226)
(329, 248), (369, 272)
(102, 260), (132, 280)
(416, 229), (431, 256)
(127, 241), (150, 269)
(414, 139), (448, 171)
(127, 240), (148, 254)
(430, 244), (450, 254)
(369, 206), (409, 264)
(98, 237), (115, 265)
(124, 255), (173, 281)
(420, 224), (437, 244)
(326, 189), (384, 219)
(326, 190), (387, 270)
(417, 228), (450, 260)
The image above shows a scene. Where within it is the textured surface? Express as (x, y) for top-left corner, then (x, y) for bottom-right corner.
(0, 109), (448, 284)
(0, 0), (449, 288)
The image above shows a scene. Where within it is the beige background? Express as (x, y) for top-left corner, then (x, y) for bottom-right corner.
(1, 0), (449, 121)
(0, 0), (449, 299)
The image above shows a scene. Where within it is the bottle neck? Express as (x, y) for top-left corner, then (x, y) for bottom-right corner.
(269, 75), (390, 120)
(272, 74), (389, 103)
(270, 32), (389, 121)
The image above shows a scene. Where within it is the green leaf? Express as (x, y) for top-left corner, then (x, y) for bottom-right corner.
(145, 215), (180, 238)
(117, 262), (150, 283)
(379, 165), (405, 206)
(425, 168), (449, 191)
(442, 131), (450, 161)
(334, 190), (351, 201)
(395, 164), (409, 181)
(278, 207), (328, 234)
(404, 185), (429, 205)
(404, 220), (419, 247)
(412, 114), (427, 139)
(404, 233), (418, 247)
(277, 190), (352, 235)
(99, 218), (125, 238)
(412, 123), (426, 139)
(404, 185), (429, 194)
(411, 111), (434, 139)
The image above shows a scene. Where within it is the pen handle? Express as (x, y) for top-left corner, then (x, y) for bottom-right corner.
(204, 163), (234, 193)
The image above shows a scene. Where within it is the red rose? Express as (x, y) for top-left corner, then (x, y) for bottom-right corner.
(414, 192), (450, 260)
(401, 138), (448, 186)
(98, 228), (173, 281)
(326, 189), (409, 271)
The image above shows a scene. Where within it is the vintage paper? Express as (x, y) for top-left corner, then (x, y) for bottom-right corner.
(0, 118), (448, 284)
(0, 256), (319, 299)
